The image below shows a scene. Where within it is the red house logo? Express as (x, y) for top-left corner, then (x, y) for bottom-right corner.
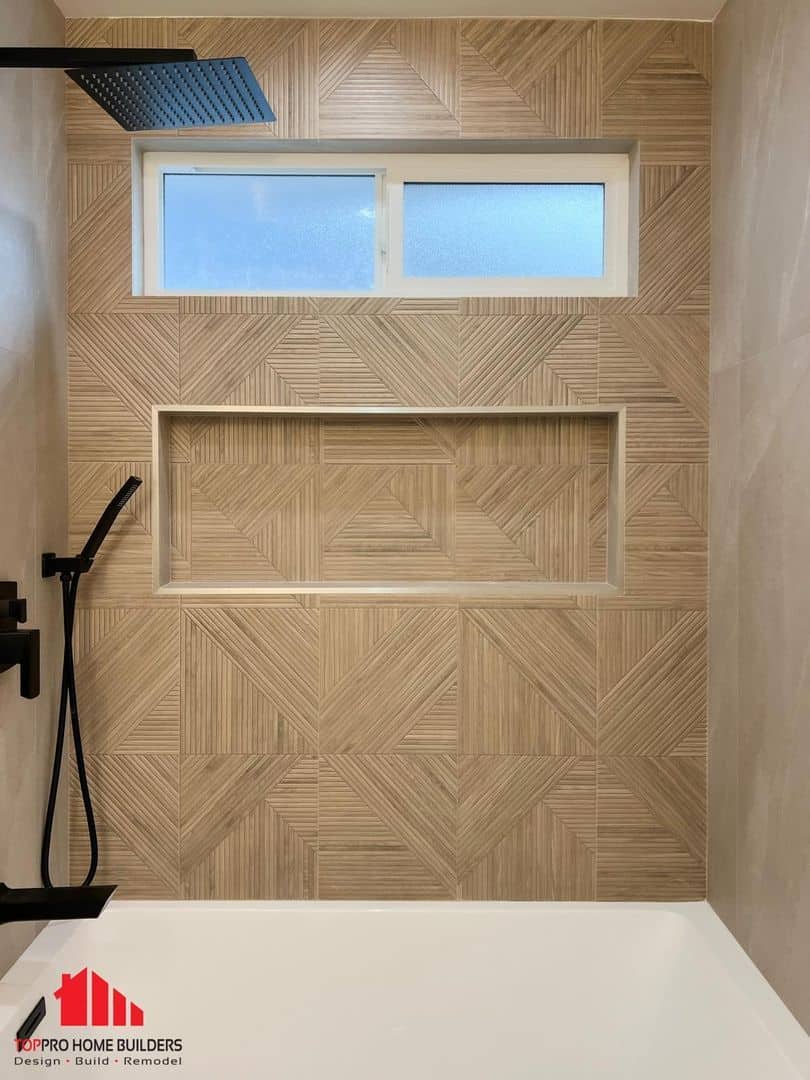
(54, 968), (144, 1027)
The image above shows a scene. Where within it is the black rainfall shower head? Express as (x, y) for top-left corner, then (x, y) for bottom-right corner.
(80, 476), (143, 563)
(0, 48), (275, 131)
(67, 57), (276, 131)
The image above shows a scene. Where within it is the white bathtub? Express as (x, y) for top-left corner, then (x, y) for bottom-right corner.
(1, 901), (808, 1079)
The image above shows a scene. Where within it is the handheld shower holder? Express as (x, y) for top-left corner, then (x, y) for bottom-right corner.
(41, 553), (93, 578)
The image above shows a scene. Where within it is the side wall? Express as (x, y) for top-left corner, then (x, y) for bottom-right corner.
(64, 17), (710, 903)
(710, 0), (810, 1031)
(0, 0), (68, 975)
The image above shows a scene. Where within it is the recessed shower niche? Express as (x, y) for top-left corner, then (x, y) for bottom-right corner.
(152, 405), (626, 598)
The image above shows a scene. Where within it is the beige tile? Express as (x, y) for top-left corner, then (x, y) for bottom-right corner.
(59, 14), (712, 930)
(460, 755), (596, 899)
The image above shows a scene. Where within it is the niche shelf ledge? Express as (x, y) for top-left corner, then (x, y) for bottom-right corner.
(152, 405), (626, 600)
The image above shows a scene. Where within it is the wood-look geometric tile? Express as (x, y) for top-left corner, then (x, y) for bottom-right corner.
(319, 19), (397, 99)
(169, 415), (322, 582)
(179, 415), (320, 465)
(319, 755), (457, 898)
(455, 481), (551, 583)
(68, 162), (131, 309)
(461, 609), (596, 754)
(599, 314), (709, 461)
(459, 756), (595, 899)
(460, 315), (598, 405)
(180, 755), (317, 898)
(322, 465), (455, 581)
(65, 11), (712, 903)
(69, 161), (125, 225)
(459, 298), (598, 316)
(601, 20), (711, 163)
(223, 317), (320, 407)
(319, 297), (460, 316)
(589, 465), (609, 579)
(600, 167), (711, 314)
(73, 607), (180, 754)
(320, 20), (459, 137)
(459, 37), (554, 138)
(319, 315), (458, 405)
(179, 297), (316, 316)
(69, 314), (179, 457)
(456, 465), (597, 581)
(168, 414), (613, 587)
(613, 464), (708, 605)
(600, 315), (708, 424)
(182, 608), (318, 754)
(322, 417), (457, 464)
(322, 42), (459, 137)
(67, 16), (179, 48)
(455, 414), (592, 465)
(69, 360), (149, 462)
(392, 20), (460, 118)
(321, 607), (457, 753)
(460, 19), (599, 138)
(189, 464), (319, 581)
(179, 315), (317, 405)
(597, 756), (705, 899)
(620, 403), (709, 465)
(599, 610), (707, 755)
(71, 754), (179, 899)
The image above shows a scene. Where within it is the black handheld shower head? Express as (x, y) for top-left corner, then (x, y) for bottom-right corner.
(80, 475), (142, 563)
(42, 475), (142, 577)
(40, 475), (142, 893)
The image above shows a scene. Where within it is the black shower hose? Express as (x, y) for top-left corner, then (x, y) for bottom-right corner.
(40, 570), (99, 888)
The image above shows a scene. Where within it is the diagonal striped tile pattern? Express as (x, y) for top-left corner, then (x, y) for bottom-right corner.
(319, 755), (457, 898)
(180, 754), (317, 898)
(183, 607), (319, 753)
(601, 21), (711, 164)
(597, 756), (705, 899)
(321, 607), (458, 754)
(459, 20), (600, 138)
(71, 755), (180, 899)
(67, 13), (710, 902)
(169, 413), (610, 586)
(459, 755), (596, 899)
(461, 609), (597, 754)
(599, 610), (707, 755)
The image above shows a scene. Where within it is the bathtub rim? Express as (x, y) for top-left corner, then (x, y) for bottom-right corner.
(2, 900), (808, 1076)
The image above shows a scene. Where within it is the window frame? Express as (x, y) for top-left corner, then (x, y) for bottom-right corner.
(140, 150), (631, 298)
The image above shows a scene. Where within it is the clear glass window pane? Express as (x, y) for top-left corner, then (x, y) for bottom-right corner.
(162, 173), (377, 291)
(403, 182), (605, 279)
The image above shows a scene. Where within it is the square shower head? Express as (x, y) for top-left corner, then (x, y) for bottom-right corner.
(66, 56), (276, 131)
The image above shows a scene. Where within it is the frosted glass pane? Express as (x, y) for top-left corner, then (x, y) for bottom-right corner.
(163, 173), (376, 291)
(403, 183), (604, 278)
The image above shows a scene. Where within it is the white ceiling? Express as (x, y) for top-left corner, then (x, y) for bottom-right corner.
(56, 0), (723, 20)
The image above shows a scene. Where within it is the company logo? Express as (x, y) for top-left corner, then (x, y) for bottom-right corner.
(54, 968), (144, 1027)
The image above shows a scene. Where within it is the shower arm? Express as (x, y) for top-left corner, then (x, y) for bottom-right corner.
(0, 47), (197, 68)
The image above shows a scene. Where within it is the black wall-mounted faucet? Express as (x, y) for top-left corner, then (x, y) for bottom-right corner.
(0, 882), (116, 925)
(0, 582), (40, 699)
